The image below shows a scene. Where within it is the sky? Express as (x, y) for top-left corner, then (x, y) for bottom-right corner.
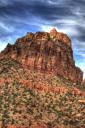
(0, 0), (85, 78)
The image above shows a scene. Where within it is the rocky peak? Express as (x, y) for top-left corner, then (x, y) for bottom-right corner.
(50, 28), (71, 47)
(50, 28), (57, 37)
(0, 28), (83, 84)
(34, 32), (49, 41)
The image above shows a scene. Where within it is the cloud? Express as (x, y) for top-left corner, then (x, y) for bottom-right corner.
(0, 41), (7, 52)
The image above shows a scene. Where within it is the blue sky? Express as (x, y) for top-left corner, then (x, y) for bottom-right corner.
(0, 0), (85, 78)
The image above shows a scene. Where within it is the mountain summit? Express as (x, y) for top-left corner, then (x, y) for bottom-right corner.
(0, 28), (83, 84)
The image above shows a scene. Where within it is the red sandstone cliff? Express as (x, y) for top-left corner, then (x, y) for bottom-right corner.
(0, 28), (83, 84)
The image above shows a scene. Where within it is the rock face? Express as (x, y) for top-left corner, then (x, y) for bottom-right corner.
(1, 28), (83, 84)
(82, 79), (85, 86)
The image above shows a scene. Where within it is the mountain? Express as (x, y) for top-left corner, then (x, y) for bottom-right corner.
(0, 28), (85, 128)
(0, 28), (83, 84)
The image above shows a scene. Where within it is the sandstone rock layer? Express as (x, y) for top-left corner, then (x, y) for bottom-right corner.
(1, 28), (83, 83)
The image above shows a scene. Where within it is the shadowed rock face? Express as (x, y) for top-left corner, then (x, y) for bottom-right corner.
(0, 28), (83, 84)
(82, 79), (85, 85)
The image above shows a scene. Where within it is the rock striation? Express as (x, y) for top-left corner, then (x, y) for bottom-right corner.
(0, 28), (83, 84)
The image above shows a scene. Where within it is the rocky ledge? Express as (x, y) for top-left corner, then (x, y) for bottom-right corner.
(0, 28), (83, 84)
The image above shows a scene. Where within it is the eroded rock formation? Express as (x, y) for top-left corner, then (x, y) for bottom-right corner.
(0, 28), (83, 83)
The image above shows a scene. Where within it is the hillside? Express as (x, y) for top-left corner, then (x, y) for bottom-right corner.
(0, 28), (85, 128)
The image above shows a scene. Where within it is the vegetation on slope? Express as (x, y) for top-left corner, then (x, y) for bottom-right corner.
(0, 58), (85, 128)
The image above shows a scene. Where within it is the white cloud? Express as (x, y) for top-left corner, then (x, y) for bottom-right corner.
(0, 41), (7, 52)
(0, 22), (15, 32)
(40, 25), (57, 32)
(0, 36), (14, 52)
(47, 0), (68, 5)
